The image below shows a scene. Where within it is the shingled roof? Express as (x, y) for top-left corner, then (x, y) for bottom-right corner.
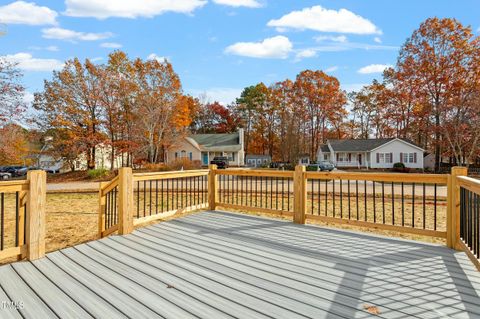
(327, 138), (395, 152)
(189, 132), (241, 152)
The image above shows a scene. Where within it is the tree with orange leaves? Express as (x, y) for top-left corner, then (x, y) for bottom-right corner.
(33, 58), (105, 169)
(293, 70), (347, 160)
(396, 17), (480, 171)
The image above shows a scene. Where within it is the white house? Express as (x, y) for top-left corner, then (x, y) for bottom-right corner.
(246, 154), (271, 167)
(166, 129), (245, 167)
(317, 138), (424, 169)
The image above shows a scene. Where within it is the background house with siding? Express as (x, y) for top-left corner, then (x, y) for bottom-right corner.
(317, 138), (424, 169)
(166, 129), (245, 167)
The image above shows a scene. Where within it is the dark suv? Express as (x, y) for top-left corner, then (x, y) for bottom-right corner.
(210, 156), (229, 169)
(5, 166), (28, 177)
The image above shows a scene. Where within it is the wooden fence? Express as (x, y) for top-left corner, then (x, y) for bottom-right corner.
(0, 171), (46, 262)
(98, 168), (210, 238)
(95, 165), (477, 269)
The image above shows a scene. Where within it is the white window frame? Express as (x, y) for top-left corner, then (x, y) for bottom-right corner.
(378, 153), (393, 164)
(402, 152), (415, 163)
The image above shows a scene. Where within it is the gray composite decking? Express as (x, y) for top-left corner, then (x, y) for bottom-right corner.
(1, 211), (480, 319)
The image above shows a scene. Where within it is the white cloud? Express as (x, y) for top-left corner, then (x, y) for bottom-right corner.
(358, 64), (392, 74)
(90, 57), (103, 62)
(0, 1), (57, 25)
(374, 37), (382, 43)
(29, 45), (59, 52)
(325, 66), (338, 72)
(294, 49), (316, 61)
(267, 5), (381, 34)
(213, 0), (262, 8)
(314, 35), (347, 43)
(64, 0), (207, 19)
(100, 42), (123, 49)
(2, 52), (64, 72)
(189, 87), (242, 105)
(147, 53), (169, 62)
(42, 27), (113, 42)
(225, 36), (293, 59)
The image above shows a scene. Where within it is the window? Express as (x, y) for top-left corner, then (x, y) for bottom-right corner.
(324, 154), (329, 161)
(301, 157), (309, 164)
(180, 150), (186, 158)
(401, 152), (417, 163)
(377, 153), (393, 164)
(336, 153), (348, 162)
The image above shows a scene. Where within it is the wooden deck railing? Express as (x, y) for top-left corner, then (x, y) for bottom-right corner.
(0, 171), (46, 262)
(455, 170), (480, 270)
(98, 168), (210, 238)
(98, 165), (480, 268)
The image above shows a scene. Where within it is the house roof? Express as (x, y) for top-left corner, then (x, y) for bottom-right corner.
(326, 138), (423, 152)
(319, 144), (330, 152)
(190, 132), (241, 152)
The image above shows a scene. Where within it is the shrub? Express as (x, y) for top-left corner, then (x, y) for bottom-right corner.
(87, 168), (109, 179)
(306, 165), (319, 171)
(393, 162), (405, 169)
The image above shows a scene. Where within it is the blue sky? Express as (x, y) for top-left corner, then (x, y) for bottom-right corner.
(0, 0), (479, 106)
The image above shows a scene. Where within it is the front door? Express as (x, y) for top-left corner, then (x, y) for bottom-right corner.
(357, 154), (362, 165)
(202, 152), (208, 165)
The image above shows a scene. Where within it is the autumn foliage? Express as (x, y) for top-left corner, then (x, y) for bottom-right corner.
(33, 51), (197, 169)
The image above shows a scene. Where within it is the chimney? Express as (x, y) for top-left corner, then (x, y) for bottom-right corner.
(238, 128), (244, 147)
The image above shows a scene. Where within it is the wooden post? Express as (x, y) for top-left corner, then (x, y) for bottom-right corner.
(294, 165), (307, 224)
(448, 166), (467, 249)
(118, 167), (134, 235)
(98, 181), (107, 238)
(208, 164), (218, 210)
(26, 170), (46, 260)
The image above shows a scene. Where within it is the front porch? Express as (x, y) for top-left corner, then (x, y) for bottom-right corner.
(1, 210), (479, 318)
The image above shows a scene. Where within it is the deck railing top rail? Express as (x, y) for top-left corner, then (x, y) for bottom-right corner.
(306, 171), (448, 184)
(133, 169), (209, 181)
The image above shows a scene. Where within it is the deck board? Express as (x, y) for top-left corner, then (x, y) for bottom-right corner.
(1, 210), (480, 319)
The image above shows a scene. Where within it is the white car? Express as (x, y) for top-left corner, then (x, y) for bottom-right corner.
(0, 172), (11, 180)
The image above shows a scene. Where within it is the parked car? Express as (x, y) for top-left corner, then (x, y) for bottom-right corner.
(5, 166), (28, 177)
(307, 161), (335, 172)
(210, 156), (229, 169)
(0, 171), (11, 180)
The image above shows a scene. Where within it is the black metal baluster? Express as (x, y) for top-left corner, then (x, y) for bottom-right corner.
(373, 181), (376, 223)
(237, 176), (239, 206)
(137, 181), (140, 218)
(161, 179), (164, 212)
(270, 177), (273, 209)
(364, 180), (367, 222)
(325, 179), (328, 216)
(356, 180), (359, 220)
(1, 193), (4, 250)
(310, 179), (314, 215)
(348, 180), (351, 219)
(317, 179), (321, 216)
(282, 177), (285, 211)
(276, 177), (279, 210)
(166, 179), (170, 211)
(423, 183), (426, 229)
(340, 179), (343, 218)
(381, 182), (385, 224)
(434, 184), (437, 230)
(105, 192), (109, 229)
(260, 176), (263, 208)
(149, 180), (153, 216)
(412, 183), (415, 228)
(156, 180), (159, 214)
(391, 182), (395, 225)
(460, 188), (465, 239)
(250, 176), (253, 207)
(401, 182), (405, 226)
(254, 176), (257, 207)
(333, 180), (336, 217)
(15, 192), (19, 246)
(287, 177), (290, 211)
(143, 180), (146, 217)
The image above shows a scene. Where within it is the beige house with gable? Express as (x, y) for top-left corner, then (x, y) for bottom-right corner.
(166, 129), (245, 167)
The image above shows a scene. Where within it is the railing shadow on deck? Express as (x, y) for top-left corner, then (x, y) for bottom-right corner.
(149, 211), (480, 318)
